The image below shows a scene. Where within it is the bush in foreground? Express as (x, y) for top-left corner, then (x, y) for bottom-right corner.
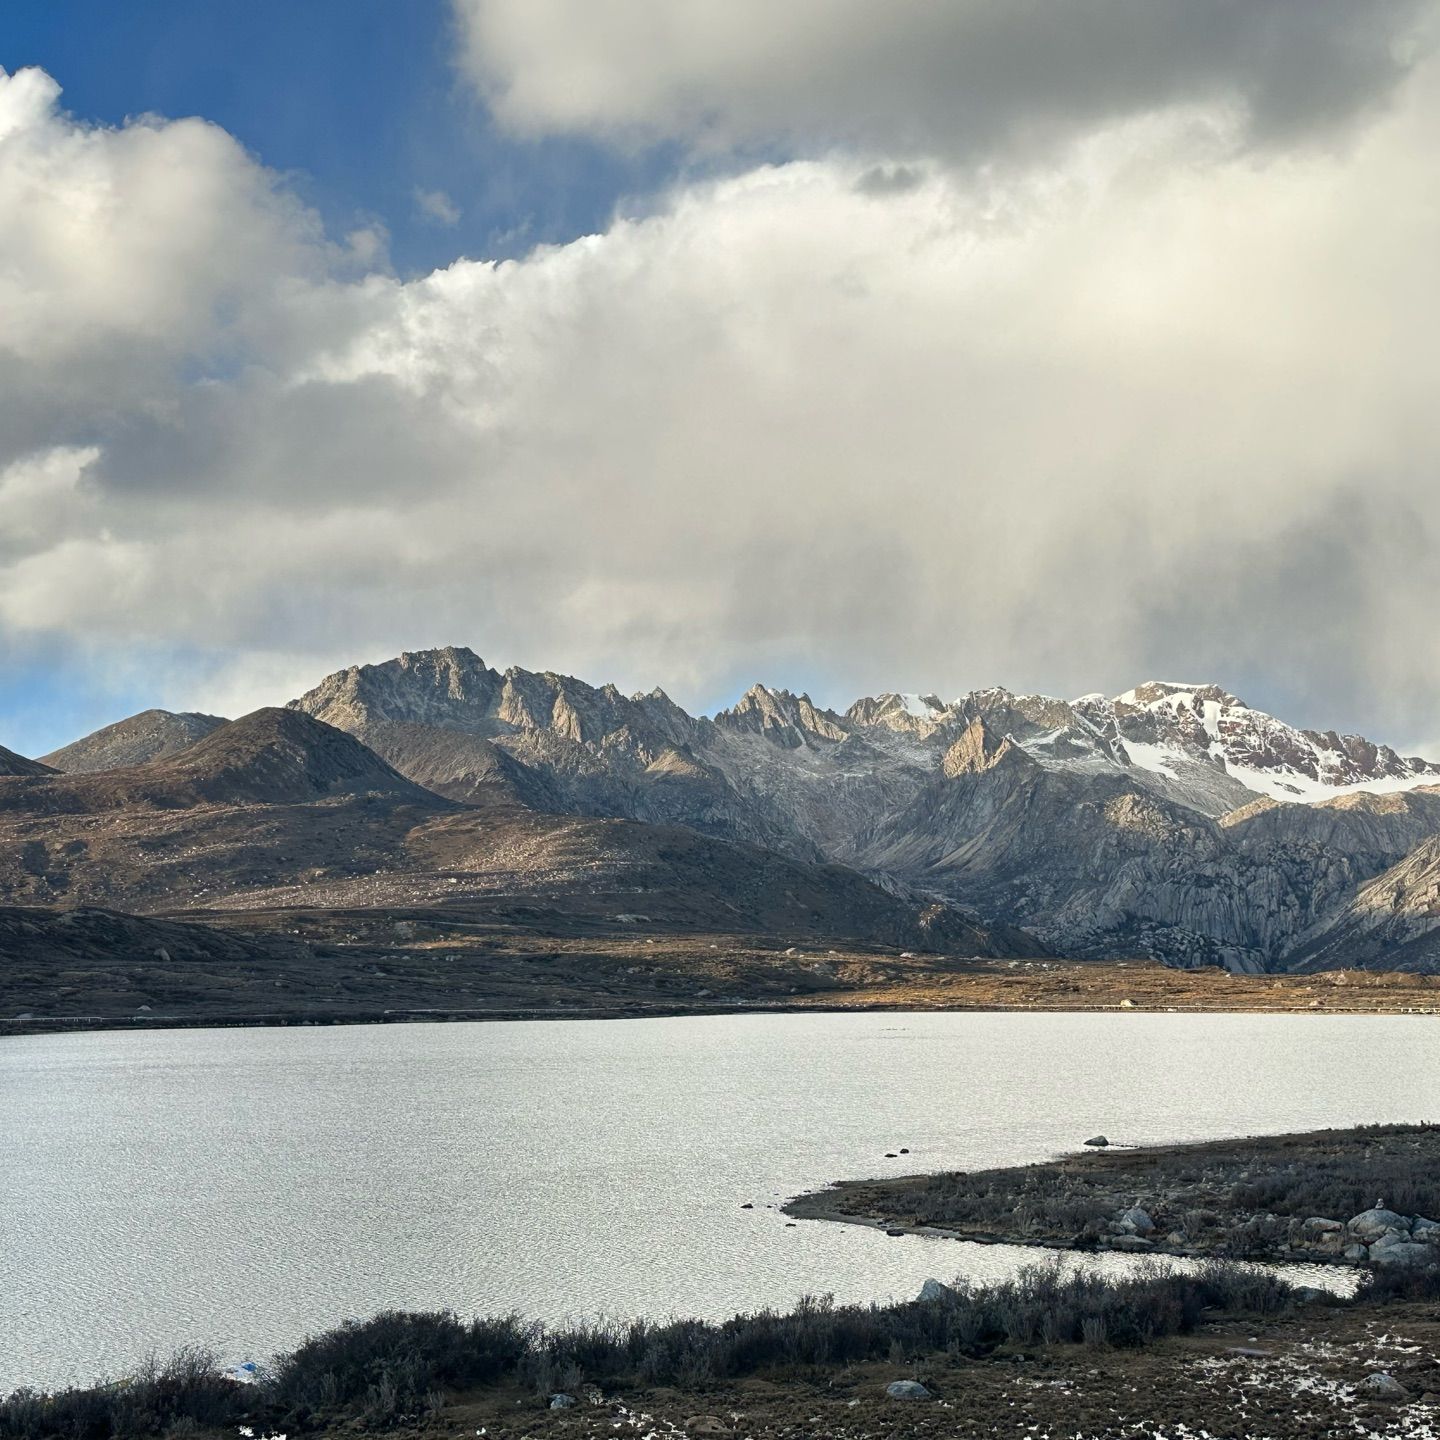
(0, 1348), (241, 1440)
(0, 1260), (1305, 1436)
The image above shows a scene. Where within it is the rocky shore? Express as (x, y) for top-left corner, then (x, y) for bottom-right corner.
(784, 1124), (1440, 1271)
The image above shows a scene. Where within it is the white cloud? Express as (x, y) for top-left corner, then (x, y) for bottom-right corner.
(3, 55), (1440, 751)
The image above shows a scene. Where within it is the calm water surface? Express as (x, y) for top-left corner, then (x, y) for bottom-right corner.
(3, 1011), (1438, 1389)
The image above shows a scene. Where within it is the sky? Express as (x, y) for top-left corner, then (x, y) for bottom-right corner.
(2, 0), (1439, 757)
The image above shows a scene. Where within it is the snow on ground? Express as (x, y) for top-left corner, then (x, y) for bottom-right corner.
(1116, 739), (1184, 780)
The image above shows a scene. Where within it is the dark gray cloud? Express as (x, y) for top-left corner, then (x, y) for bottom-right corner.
(458, 0), (1434, 163)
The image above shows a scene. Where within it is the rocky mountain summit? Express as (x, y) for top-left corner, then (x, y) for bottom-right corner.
(13, 645), (1440, 975)
(40, 708), (226, 773)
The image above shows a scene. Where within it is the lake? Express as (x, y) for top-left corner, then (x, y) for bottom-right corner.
(4, 1010), (1437, 1390)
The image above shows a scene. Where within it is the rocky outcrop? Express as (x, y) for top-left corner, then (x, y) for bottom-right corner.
(941, 718), (1019, 776)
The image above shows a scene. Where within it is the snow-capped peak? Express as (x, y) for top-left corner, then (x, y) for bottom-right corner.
(1088, 682), (1440, 806)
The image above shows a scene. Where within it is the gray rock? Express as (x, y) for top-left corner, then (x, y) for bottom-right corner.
(1120, 1206), (1155, 1234)
(1084, 1135), (1110, 1148)
(1349, 1208), (1412, 1240)
(549, 1394), (576, 1409)
(1302, 1216), (1343, 1233)
(1372, 1242), (1436, 1267)
(917, 1278), (954, 1303)
(1109, 1234), (1154, 1251)
(1360, 1372), (1409, 1400)
(1413, 1216), (1440, 1239)
(1371, 1230), (1412, 1252)
(1344, 1242), (1370, 1262)
(684, 1418), (729, 1436)
(886, 1380), (932, 1400)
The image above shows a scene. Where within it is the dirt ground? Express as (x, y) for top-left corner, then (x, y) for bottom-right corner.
(355, 1300), (1440, 1440)
(7, 913), (1440, 1036)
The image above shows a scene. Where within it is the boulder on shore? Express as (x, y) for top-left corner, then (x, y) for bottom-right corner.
(1349, 1207), (1411, 1240)
(1120, 1206), (1156, 1234)
(1109, 1234), (1154, 1252)
(887, 1380), (933, 1400)
(918, 1278), (955, 1303)
(1372, 1242), (1436, 1268)
(1084, 1135), (1110, 1147)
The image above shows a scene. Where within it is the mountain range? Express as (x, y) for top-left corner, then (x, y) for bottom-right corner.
(5, 644), (1440, 975)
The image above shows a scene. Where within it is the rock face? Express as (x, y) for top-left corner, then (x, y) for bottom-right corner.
(1287, 836), (1440, 972)
(40, 709), (227, 773)
(286, 649), (1440, 972)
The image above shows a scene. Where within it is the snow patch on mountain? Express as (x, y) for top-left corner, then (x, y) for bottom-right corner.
(1097, 681), (1440, 807)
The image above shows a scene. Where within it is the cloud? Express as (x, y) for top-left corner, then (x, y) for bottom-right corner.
(415, 186), (461, 226)
(454, 0), (1434, 162)
(0, 65), (334, 476)
(3, 56), (1440, 755)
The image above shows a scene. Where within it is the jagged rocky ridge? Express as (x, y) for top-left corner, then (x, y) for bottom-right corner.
(12, 648), (1439, 972)
(287, 648), (1440, 972)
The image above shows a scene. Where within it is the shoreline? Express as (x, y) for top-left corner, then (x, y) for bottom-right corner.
(783, 1124), (1440, 1274)
(782, 1187), (1365, 1271)
(9, 930), (1440, 1039)
(8, 990), (1440, 1039)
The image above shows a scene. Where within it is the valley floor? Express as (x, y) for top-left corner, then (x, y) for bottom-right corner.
(6, 903), (1440, 1036)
